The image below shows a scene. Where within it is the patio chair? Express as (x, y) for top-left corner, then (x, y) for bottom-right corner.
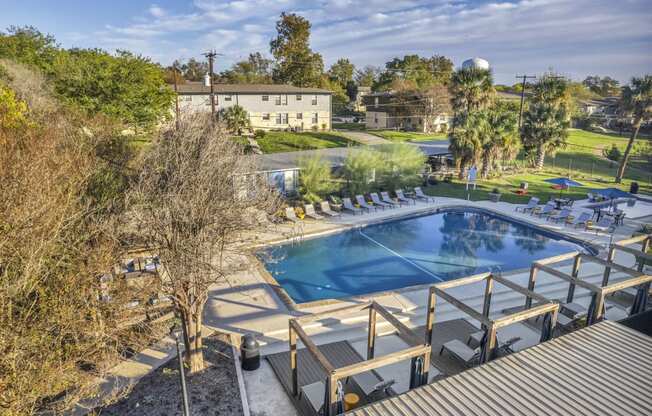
(342, 197), (363, 215)
(381, 191), (403, 207)
(284, 207), (299, 223)
(328, 195), (343, 211)
(395, 189), (416, 205)
(355, 195), (377, 212)
(414, 187), (435, 202)
(548, 208), (572, 223)
(556, 312), (587, 333)
(304, 204), (324, 220)
(586, 217), (615, 234)
(533, 202), (555, 218)
(440, 337), (521, 368)
(567, 212), (592, 228)
(319, 201), (341, 217)
(300, 380), (325, 415)
(370, 192), (393, 209)
(515, 197), (540, 213)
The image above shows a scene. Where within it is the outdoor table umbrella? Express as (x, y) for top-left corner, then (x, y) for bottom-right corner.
(591, 187), (632, 201)
(544, 177), (583, 199)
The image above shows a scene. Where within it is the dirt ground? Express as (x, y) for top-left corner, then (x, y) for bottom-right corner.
(98, 334), (244, 416)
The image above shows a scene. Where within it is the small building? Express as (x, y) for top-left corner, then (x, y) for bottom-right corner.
(174, 83), (333, 131)
(351, 86), (371, 112)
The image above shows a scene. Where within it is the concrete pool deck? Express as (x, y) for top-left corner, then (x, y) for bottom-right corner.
(204, 196), (651, 415)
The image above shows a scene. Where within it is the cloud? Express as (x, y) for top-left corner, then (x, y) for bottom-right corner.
(86, 0), (651, 83)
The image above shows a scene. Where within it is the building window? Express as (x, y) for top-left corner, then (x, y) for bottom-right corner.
(224, 95), (232, 102)
(374, 97), (379, 107)
(275, 95), (282, 105)
(276, 113), (288, 124)
(311, 95), (318, 105)
(262, 95), (269, 102)
(312, 113), (318, 124)
(296, 94), (302, 101)
(262, 113), (270, 121)
(275, 95), (288, 105)
(297, 113), (303, 120)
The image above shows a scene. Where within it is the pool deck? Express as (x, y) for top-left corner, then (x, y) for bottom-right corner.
(205, 196), (651, 415)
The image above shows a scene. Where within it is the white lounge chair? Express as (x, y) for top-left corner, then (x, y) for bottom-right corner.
(567, 212), (591, 228)
(319, 201), (341, 217)
(414, 187), (434, 202)
(533, 202), (555, 217)
(355, 195), (376, 212)
(300, 381), (325, 414)
(381, 191), (402, 207)
(285, 207), (299, 223)
(342, 197), (363, 215)
(515, 197), (540, 213)
(548, 208), (572, 223)
(370, 192), (393, 209)
(304, 204), (324, 220)
(587, 217), (615, 234)
(440, 337), (520, 368)
(395, 189), (416, 205)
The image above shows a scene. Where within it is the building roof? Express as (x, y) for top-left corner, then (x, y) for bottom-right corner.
(174, 82), (331, 95)
(347, 320), (652, 416)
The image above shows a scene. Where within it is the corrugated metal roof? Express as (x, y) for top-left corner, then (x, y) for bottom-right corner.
(348, 321), (652, 416)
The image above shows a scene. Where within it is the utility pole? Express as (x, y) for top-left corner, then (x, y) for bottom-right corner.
(203, 50), (219, 120)
(515, 74), (536, 130)
(173, 63), (180, 131)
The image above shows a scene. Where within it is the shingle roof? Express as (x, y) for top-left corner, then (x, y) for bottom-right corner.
(174, 82), (331, 94)
(347, 321), (652, 416)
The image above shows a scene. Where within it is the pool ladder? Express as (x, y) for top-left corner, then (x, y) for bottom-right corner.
(290, 222), (305, 246)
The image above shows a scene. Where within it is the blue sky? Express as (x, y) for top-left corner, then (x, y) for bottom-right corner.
(2, 0), (651, 85)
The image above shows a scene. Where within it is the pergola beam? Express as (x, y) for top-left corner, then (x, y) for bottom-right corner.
(580, 253), (642, 277)
(332, 344), (431, 379)
(289, 319), (335, 374)
(612, 244), (652, 262)
(294, 301), (372, 323)
(372, 301), (422, 346)
(493, 275), (550, 304)
(601, 274), (652, 296)
(534, 263), (601, 292)
(433, 286), (492, 327)
(492, 302), (559, 329)
(433, 272), (491, 290)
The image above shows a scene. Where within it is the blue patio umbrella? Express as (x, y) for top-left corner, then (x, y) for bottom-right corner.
(591, 187), (632, 200)
(544, 177), (583, 197)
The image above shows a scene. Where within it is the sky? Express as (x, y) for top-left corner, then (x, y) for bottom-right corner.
(2, 0), (651, 85)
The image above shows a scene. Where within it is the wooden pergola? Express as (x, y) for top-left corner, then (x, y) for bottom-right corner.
(524, 234), (652, 324)
(288, 301), (431, 416)
(424, 272), (560, 363)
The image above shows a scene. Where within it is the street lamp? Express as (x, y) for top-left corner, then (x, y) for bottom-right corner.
(170, 323), (191, 416)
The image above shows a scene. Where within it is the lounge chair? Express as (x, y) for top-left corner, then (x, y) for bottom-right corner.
(356, 195), (376, 212)
(414, 187), (435, 202)
(515, 197), (540, 213)
(533, 202), (555, 218)
(395, 189), (416, 205)
(285, 207), (299, 223)
(304, 204), (324, 220)
(328, 195), (343, 211)
(319, 201), (341, 217)
(342, 197), (363, 215)
(300, 380), (325, 414)
(586, 217), (615, 234)
(567, 212), (591, 228)
(381, 191), (403, 207)
(370, 192), (393, 209)
(548, 208), (572, 223)
(440, 337), (520, 367)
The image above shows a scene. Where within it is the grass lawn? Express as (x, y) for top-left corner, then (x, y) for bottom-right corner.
(256, 131), (357, 153)
(371, 130), (448, 142)
(423, 129), (652, 203)
(333, 122), (366, 131)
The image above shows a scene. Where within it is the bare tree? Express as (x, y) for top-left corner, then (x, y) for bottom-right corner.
(129, 113), (279, 372)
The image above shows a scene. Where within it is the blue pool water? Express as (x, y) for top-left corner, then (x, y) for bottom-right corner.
(256, 208), (591, 303)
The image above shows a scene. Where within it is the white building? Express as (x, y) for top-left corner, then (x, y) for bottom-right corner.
(174, 82), (333, 131)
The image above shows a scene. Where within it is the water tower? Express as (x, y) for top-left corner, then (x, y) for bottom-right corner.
(461, 57), (490, 71)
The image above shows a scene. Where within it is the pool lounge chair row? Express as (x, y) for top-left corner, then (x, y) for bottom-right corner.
(516, 197), (618, 232)
(343, 188), (435, 215)
(284, 202), (342, 223)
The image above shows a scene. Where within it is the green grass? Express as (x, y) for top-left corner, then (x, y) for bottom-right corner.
(371, 130), (448, 142)
(422, 129), (652, 202)
(256, 131), (357, 154)
(333, 122), (366, 131)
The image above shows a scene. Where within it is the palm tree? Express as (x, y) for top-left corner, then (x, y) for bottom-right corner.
(615, 75), (652, 183)
(220, 104), (251, 135)
(481, 102), (519, 178)
(449, 112), (487, 178)
(521, 74), (570, 170)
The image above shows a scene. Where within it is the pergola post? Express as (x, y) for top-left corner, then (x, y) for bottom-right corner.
(424, 287), (436, 346)
(289, 322), (298, 397)
(638, 237), (650, 273)
(601, 245), (617, 287)
(482, 275), (494, 328)
(481, 325), (497, 364)
(590, 290), (607, 324)
(525, 265), (538, 309)
(327, 375), (338, 416)
(566, 255), (582, 303)
(367, 306), (377, 360)
(421, 349), (431, 386)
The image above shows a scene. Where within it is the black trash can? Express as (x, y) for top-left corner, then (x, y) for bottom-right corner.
(240, 333), (260, 371)
(630, 182), (639, 194)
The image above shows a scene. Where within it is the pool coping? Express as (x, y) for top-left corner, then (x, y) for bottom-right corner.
(248, 204), (604, 312)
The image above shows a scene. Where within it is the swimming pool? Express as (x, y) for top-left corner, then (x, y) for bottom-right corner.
(256, 208), (594, 304)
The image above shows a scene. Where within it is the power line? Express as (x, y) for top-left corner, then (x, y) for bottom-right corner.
(515, 74), (536, 130)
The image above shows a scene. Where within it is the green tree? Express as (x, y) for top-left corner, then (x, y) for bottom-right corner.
(270, 13), (324, 87)
(319, 75), (349, 114)
(298, 155), (332, 203)
(356, 65), (379, 88)
(177, 57), (208, 82)
(583, 75), (621, 97)
(521, 74), (571, 170)
(221, 52), (272, 84)
(375, 54), (453, 91)
(615, 75), (652, 183)
(449, 112), (485, 178)
(481, 102), (519, 178)
(0, 26), (58, 71)
(375, 143), (426, 190)
(344, 148), (381, 195)
(328, 58), (355, 87)
(220, 104), (251, 135)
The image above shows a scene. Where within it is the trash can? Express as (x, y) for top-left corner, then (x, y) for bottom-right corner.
(630, 182), (639, 194)
(240, 333), (260, 371)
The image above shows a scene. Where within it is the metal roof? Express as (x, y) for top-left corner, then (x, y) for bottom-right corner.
(347, 321), (652, 416)
(173, 82), (331, 94)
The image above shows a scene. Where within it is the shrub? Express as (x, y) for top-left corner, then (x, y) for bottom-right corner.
(298, 155), (332, 203)
(602, 144), (621, 162)
(374, 143), (426, 191)
(343, 148), (381, 195)
(253, 129), (266, 140)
